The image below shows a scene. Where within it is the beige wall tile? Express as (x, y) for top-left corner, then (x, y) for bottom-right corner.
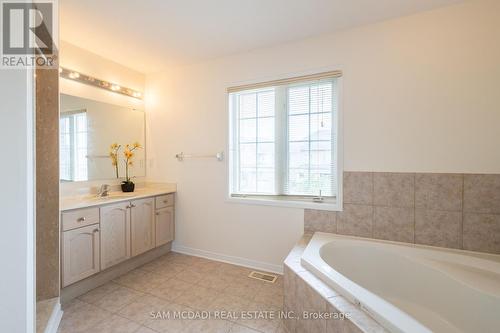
(283, 265), (298, 315)
(415, 173), (463, 211)
(295, 275), (327, 333)
(36, 67), (60, 301)
(344, 172), (373, 205)
(275, 321), (288, 333)
(326, 302), (362, 333)
(236, 301), (281, 333)
(463, 213), (500, 254)
(327, 296), (386, 333)
(297, 271), (338, 299)
(337, 204), (373, 238)
(283, 265), (300, 333)
(302, 172), (500, 254)
(415, 210), (462, 248)
(304, 209), (337, 233)
(464, 174), (500, 214)
(374, 173), (415, 208)
(373, 207), (414, 243)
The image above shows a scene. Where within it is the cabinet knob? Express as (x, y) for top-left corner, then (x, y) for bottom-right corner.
(77, 217), (86, 222)
(131, 204), (136, 208)
(163, 200), (167, 204)
(93, 228), (99, 233)
(155, 212), (159, 216)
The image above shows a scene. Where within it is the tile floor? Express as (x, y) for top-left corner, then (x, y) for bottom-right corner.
(58, 252), (286, 333)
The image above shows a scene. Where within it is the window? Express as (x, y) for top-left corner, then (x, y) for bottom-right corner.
(60, 110), (88, 181)
(228, 72), (342, 210)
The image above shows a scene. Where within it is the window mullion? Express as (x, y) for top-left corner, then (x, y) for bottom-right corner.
(275, 86), (286, 195)
(234, 95), (241, 194)
(255, 93), (259, 193)
(70, 115), (75, 180)
(308, 85), (312, 196)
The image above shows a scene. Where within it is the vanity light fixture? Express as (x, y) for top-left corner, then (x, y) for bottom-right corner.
(59, 67), (143, 100)
(68, 71), (80, 79)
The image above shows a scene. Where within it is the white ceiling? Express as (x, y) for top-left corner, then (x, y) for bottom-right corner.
(60, 0), (463, 74)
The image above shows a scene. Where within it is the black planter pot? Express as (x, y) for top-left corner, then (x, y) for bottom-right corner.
(121, 181), (135, 192)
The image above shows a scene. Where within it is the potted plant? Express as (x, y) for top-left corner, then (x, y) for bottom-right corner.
(121, 142), (142, 192)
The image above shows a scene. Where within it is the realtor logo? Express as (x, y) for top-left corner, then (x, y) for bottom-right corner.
(1, 0), (57, 68)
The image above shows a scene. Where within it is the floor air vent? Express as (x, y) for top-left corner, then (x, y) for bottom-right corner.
(248, 271), (278, 283)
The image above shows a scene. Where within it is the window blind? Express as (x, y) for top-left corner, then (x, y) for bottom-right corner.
(285, 80), (336, 197)
(229, 73), (340, 203)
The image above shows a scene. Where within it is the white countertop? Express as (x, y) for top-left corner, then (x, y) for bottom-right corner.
(60, 184), (177, 211)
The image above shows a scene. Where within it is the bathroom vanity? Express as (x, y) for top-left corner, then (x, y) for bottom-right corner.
(60, 185), (176, 289)
(57, 92), (175, 304)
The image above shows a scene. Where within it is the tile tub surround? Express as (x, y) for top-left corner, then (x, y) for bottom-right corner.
(305, 172), (500, 255)
(283, 234), (386, 333)
(58, 252), (287, 333)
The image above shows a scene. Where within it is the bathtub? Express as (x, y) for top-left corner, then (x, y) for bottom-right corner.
(301, 232), (500, 333)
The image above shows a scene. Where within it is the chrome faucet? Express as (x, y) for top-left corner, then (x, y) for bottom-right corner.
(97, 184), (110, 197)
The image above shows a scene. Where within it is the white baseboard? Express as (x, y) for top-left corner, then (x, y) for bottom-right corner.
(172, 243), (283, 274)
(44, 300), (63, 333)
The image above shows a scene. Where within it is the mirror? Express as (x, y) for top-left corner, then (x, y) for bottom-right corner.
(60, 94), (146, 182)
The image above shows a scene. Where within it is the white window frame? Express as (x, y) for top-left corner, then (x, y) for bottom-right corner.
(226, 71), (343, 211)
(60, 109), (88, 182)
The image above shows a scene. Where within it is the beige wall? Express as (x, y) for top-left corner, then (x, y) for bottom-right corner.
(146, 0), (500, 271)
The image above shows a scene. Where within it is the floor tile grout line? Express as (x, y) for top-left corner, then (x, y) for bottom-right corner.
(61, 253), (284, 333)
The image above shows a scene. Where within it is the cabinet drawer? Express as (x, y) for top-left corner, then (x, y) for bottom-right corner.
(155, 194), (174, 209)
(62, 207), (100, 231)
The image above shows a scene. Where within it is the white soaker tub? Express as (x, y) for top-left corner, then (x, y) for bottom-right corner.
(301, 232), (500, 333)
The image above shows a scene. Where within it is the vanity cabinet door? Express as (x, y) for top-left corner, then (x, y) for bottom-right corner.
(62, 224), (100, 287)
(130, 198), (155, 256)
(100, 202), (131, 270)
(155, 206), (174, 246)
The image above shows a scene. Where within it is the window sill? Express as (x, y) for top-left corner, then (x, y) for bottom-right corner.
(226, 196), (342, 211)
